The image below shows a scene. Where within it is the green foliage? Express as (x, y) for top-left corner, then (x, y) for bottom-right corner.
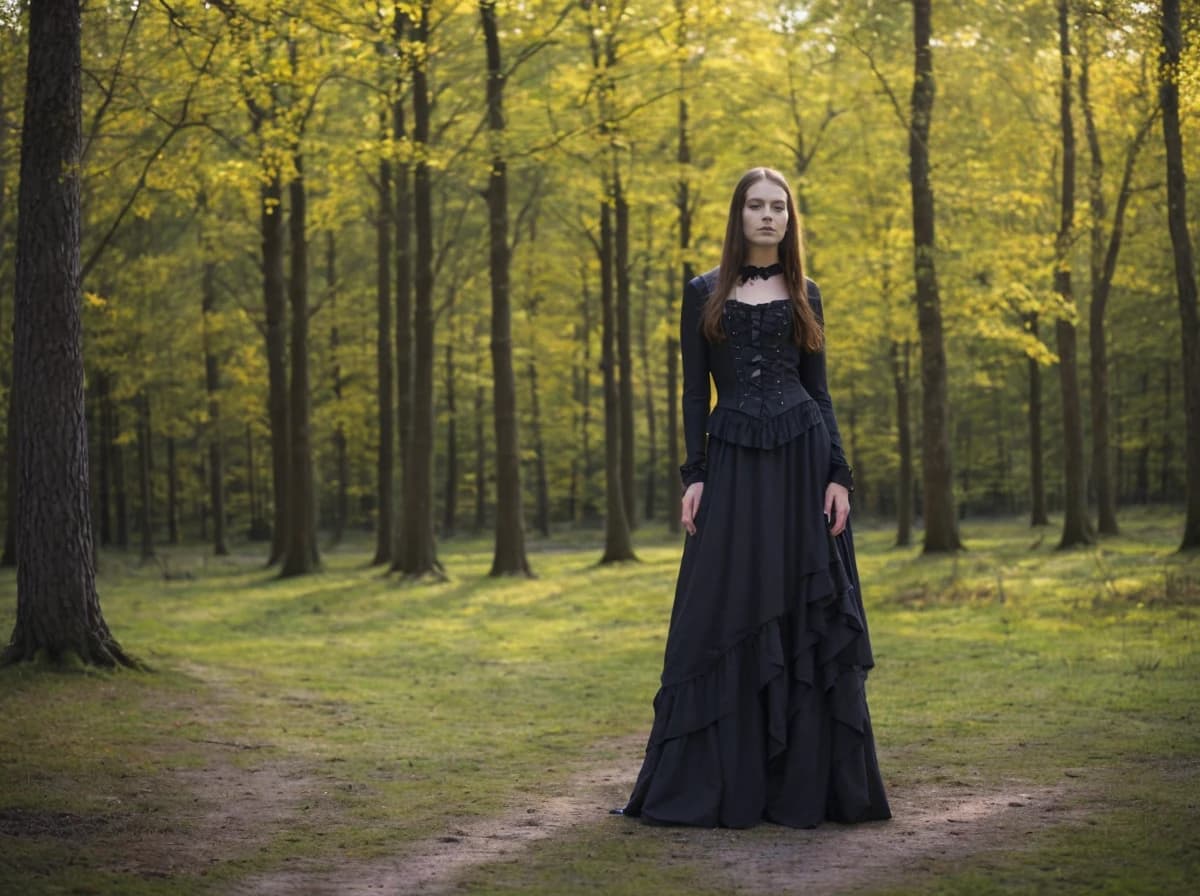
(0, 0), (1195, 547)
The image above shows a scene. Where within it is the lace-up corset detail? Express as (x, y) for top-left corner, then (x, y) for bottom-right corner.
(724, 300), (803, 417)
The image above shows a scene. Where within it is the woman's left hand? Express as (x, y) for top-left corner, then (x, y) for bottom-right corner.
(824, 482), (850, 536)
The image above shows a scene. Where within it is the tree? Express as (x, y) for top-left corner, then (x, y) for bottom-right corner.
(480, 0), (532, 576)
(1159, 0), (1200, 550)
(908, 0), (962, 552)
(1054, 0), (1094, 549)
(4, 0), (134, 667)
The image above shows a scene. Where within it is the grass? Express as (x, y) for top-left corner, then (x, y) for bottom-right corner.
(1, 507), (1198, 894)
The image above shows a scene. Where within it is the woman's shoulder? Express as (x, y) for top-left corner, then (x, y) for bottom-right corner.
(686, 267), (721, 300)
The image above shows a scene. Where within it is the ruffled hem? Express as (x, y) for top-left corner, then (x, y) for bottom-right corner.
(623, 529), (888, 828)
(707, 400), (823, 451)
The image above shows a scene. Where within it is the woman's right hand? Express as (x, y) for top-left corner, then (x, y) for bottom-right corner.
(681, 482), (704, 536)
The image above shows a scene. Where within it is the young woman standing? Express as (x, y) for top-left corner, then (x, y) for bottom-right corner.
(619, 167), (891, 829)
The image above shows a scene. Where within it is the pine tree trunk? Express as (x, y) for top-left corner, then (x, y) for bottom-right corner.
(280, 145), (319, 576)
(528, 359), (550, 537)
(443, 339), (459, 537)
(373, 138), (395, 565)
(1159, 0), (1200, 550)
(1054, 0), (1094, 549)
(4, 0), (133, 667)
(615, 172), (636, 531)
(909, 0), (961, 552)
(481, 0), (531, 574)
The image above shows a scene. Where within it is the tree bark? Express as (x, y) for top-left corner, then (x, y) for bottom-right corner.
(112, 401), (128, 549)
(1160, 0), (1200, 550)
(891, 339), (914, 546)
(165, 436), (179, 545)
(4, 0), (134, 667)
(480, 0), (531, 574)
(280, 145), (319, 576)
(328, 232), (348, 545)
(136, 394), (154, 562)
(201, 234), (228, 555)
(528, 358), (550, 537)
(373, 127), (395, 565)
(393, 60), (413, 561)
(615, 170), (636, 530)
(669, 81), (690, 536)
(1054, 0), (1094, 549)
(909, 0), (961, 552)
(639, 244), (656, 524)
(396, 0), (441, 577)
(600, 200), (636, 563)
(1026, 314), (1050, 525)
(261, 173), (289, 564)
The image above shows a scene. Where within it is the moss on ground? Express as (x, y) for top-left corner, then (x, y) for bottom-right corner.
(1, 508), (1197, 894)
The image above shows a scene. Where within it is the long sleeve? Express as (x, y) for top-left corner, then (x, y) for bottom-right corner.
(797, 283), (854, 491)
(679, 278), (711, 487)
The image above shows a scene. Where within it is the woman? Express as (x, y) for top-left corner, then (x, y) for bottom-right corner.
(619, 167), (891, 829)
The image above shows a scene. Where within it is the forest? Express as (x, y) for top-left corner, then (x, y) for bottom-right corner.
(0, 0), (1197, 578)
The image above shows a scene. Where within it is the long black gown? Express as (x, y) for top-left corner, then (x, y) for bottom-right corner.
(622, 270), (891, 829)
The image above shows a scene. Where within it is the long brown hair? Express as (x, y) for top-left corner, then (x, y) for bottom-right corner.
(701, 167), (823, 351)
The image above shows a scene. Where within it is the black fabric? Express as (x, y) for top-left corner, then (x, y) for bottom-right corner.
(678, 270), (853, 490)
(627, 272), (889, 829)
(738, 261), (784, 282)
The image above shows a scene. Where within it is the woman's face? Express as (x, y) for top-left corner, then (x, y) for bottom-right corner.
(741, 179), (789, 253)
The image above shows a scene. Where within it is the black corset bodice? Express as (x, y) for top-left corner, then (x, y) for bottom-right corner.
(678, 270), (854, 491)
(719, 300), (809, 418)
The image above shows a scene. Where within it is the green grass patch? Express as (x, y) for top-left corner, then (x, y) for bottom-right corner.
(2, 509), (1198, 894)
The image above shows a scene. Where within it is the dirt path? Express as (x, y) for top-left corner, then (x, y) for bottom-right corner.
(230, 745), (1091, 896)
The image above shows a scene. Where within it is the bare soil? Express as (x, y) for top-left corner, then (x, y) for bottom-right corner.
(227, 742), (1092, 896)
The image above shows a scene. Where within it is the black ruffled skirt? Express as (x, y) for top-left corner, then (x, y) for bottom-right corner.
(623, 406), (891, 828)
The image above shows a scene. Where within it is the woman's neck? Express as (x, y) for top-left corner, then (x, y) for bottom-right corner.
(745, 248), (780, 266)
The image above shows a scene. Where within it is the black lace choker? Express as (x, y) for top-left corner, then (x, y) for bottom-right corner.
(738, 262), (783, 283)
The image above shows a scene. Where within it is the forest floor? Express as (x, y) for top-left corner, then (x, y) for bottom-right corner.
(1, 509), (1198, 895)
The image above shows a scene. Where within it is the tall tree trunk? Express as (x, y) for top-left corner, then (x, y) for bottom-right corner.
(669, 75), (690, 536)
(909, 0), (961, 552)
(373, 126), (395, 565)
(165, 436), (179, 545)
(393, 55), (413, 560)
(474, 376), (487, 533)
(891, 339), (914, 546)
(262, 173), (289, 564)
(480, 0), (531, 574)
(1080, 33), (1152, 538)
(528, 358), (550, 537)
(1160, 0), (1200, 550)
(397, 0), (441, 577)
(3, 398), (17, 566)
(280, 145), (319, 576)
(4, 0), (133, 667)
(328, 232), (348, 545)
(600, 200), (636, 563)
(201, 229), (228, 555)
(112, 401), (128, 549)
(615, 170), (636, 530)
(135, 394), (153, 562)
(443, 339), (459, 537)
(579, 266), (596, 522)
(1054, 0), (1094, 549)
(639, 244), (657, 523)
(1026, 313), (1050, 525)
